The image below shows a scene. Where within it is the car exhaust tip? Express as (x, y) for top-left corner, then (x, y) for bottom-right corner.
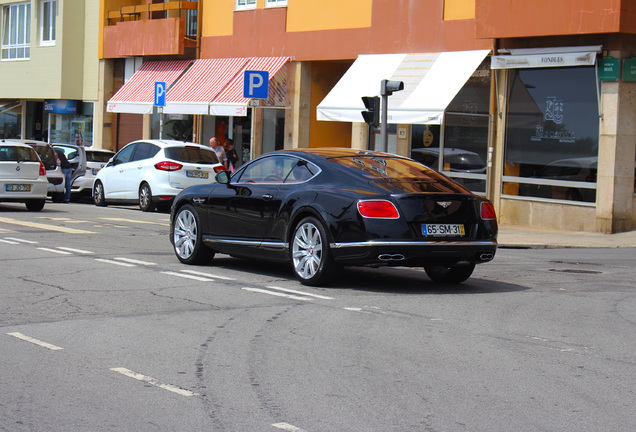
(378, 254), (406, 262)
(478, 252), (494, 262)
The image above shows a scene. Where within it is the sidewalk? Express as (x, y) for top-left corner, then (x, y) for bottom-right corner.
(498, 225), (636, 249)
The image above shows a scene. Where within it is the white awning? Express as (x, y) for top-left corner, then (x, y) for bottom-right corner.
(316, 50), (490, 125)
(491, 45), (601, 69)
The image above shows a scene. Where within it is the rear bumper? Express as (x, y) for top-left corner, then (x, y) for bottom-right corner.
(329, 240), (498, 266)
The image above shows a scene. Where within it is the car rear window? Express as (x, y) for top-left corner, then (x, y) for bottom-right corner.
(0, 145), (40, 162)
(31, 145), (57, 170)
(165, 146), (220, 165)
(329, 154), (470, 193)
(88, 151), (114, 163)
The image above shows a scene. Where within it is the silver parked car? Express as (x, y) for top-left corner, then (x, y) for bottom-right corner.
(0, 141), (48, 211)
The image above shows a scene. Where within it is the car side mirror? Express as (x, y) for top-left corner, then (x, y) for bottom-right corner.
(215, 170), (231, 185)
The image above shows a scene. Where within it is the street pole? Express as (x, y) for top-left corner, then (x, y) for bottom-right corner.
(380, 92), (388, 153)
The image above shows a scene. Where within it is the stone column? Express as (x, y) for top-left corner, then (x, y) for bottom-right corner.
(597, 61), (636, 233)
(285, 61), (311, 149)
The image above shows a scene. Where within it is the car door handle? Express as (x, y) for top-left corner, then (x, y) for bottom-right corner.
(262, 194), (274, 200)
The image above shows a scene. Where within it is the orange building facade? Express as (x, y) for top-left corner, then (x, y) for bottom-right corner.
(97, 0), (636, 233)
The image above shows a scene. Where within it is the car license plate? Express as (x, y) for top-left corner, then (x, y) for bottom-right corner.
(186, 170), (208, 179)
(422, 224), (465, 236)
(6, 184), (30, 192)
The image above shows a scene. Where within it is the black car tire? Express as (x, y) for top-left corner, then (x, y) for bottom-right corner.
(52, 193), (65, 203)
(424, 262), (476, 284)
(93, 181), (107, 207)
(25, 199), (45, 212)
(172, 204), (214, 265)
(139, 182), (156, 212)
(290, 216), (341, 286)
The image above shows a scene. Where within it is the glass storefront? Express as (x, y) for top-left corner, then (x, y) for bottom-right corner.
(0, 101), (21, 138)
(503, 66), (599, 203)
(46, 101), (94, 146)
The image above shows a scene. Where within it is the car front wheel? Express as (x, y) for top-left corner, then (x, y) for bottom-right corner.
(93, 181), (107, 207)
(424, 262), (475, 284)
(172, 204), (214, 265)
(291, 216), (340, 286)
(139, 182), (156, 212)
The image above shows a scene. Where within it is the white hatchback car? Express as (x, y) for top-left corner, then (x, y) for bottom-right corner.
(93, 140), (224, 211)
(0, 141), (48, 211)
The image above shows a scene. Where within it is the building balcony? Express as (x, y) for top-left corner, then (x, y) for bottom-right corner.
(103, 1), (198, 58)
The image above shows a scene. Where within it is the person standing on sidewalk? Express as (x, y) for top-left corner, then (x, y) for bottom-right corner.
(209, 137), (228, 169)
(55, 148), (73, 203)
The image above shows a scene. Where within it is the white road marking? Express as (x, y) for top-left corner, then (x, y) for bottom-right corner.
(0, 216), (96, 234)
(6, 332), (63, 351)
(180, 269), (236, 281)
(110, 368), (199, 397)
(100, 217), (169, 227)
(56, 247), (94, 254)
(344, 307), (363, 312)
(94, 258), (136, 267)
(266, 286), (334, 300)
(272, 423), (306, 432)
(114, 257), (156, 266)
(37, 247), (73, 255)
(161, 271), (214, 282)
(242, 287), (312, 301)
(5, 237), (38, 244)
(0, 239), (19, 245)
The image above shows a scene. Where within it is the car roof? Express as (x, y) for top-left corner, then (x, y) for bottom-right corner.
(125, 139), (211, 149)
(86, 148), (115, 153)
(0, 140), (34, 150)
(272, 147), (411, 162)
(4, 138), (51, 147)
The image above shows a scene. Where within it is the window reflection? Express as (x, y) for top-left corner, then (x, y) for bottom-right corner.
(504, 66), (599, 203)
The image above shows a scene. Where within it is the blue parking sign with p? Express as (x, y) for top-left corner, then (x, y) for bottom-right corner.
(155, 81), (166, 107)
(244, 70), (269, 99)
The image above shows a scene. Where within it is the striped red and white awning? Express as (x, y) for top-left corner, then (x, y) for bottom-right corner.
(106, 60), (192, 114)
(163, 58), (250, 115)
(209, 56), (290, 116)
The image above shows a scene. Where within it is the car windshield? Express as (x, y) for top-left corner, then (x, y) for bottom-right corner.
(31, 145), (57, 170)
(328, 153), (470, 194)
(88, 151), (114, 163)
(165, 146), (220, 164)
(0, 145), (39, 162)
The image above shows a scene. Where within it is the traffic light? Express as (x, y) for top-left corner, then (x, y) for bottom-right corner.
(361, 96), (380, 128)
(381, 79), (404, 96)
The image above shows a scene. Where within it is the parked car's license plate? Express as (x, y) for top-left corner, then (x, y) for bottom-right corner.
(6, 184), (30, 192)
(186, 170), (208, 179)
(422, 224), (465, 236)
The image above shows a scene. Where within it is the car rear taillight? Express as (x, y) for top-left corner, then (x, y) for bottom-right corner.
(155, 161), (183, 171)
(39, 162), (47, 176)
(213, 166), (225, 173)
(480, 202), (496, 220)
(358, 200), (400, 219)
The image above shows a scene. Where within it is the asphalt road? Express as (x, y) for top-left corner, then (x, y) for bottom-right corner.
(1, 201), (635, 432)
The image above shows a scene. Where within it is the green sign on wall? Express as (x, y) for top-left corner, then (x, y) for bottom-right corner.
(599, 57), (619, 81)
(622, 58), (636, 82)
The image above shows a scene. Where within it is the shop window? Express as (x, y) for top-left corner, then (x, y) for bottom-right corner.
(1, 2), (31, 60)
(236, 0), (256, 11)
(0, 102), (21, 138)
(503, 66), (599, 204)
(262, 108), (285, 154)
(40, 0), (56, 46)
(410, 62), (491, 194)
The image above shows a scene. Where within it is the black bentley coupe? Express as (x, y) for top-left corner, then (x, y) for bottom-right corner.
(170, 148), (497, 286)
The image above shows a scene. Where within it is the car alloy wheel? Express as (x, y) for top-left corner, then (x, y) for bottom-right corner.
(172, 204), (214, 265)
(139, 183), (156, 212)
(291, 217), (340, 286)
(424, 262), (475, 284)
(94, 181), (107, 207)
